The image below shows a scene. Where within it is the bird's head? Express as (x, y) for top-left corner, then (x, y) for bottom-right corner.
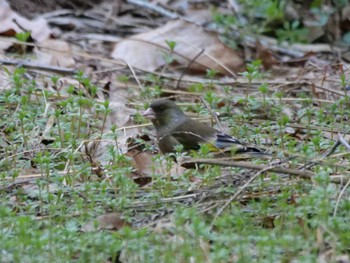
(143, 99), (186, 128)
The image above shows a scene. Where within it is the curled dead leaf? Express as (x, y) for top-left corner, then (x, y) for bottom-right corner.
(112, 19), (245, 75)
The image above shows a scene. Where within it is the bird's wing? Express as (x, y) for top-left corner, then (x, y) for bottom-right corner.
(167, 119), (239, 151)
(164, 119), (214, 150)
(215, 132), (261, 153)
(215, 132), (243, 149)
(170, 119), (261, 153)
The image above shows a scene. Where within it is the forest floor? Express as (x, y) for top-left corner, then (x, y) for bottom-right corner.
(1, 1), (350, 262)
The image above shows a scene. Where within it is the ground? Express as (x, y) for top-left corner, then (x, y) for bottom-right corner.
(0, 1), (350, 262)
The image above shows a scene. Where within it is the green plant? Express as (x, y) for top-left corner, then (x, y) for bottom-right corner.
(276, 21), (309, 44)
(240, 60), (265, 101)
(213, 0), (309, 46)
(15, 31), (31, 54)
(206, 69), (218, 89)
(162, 40), (177, 71)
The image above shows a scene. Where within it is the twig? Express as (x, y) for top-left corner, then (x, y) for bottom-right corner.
(127, 0), (179, 19)
(251, 119), (349, 134)
(243, 34), (344, 57)
(300, 139), (341, 170)
(228, 0), (247, 25)
(0, 59), (77, 75)
(126, 193), (199, 208)
(333, 176), (350, 216)
(338, 133), (350, 150)
(121, 59), (144, 90)
(175, 49), (204, 89)
(180, 158), (314, 179)
(1, 178), (39, 191)
(211, 163), (276, 225)
(200, 97), (223, 132)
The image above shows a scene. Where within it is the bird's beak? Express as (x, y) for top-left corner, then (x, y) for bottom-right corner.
(142, 108), (156, 120)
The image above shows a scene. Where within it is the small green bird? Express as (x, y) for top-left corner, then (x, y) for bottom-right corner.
(143, 99), (261, 156)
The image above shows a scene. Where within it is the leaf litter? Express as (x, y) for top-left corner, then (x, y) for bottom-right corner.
(1, 0), (350, 261)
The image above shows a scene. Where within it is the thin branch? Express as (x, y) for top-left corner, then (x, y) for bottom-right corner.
(333, 176), (350, 216)
(127, 0), (179, 19)
(338, 133), (350, 150)
(180, 158), (314, 179)
(0, 59), (77, 75)
(211, 163), (276, 225)
(175, 49), (204, 89)
(300, 139), (341, 170)
(200, 97), (223, 132)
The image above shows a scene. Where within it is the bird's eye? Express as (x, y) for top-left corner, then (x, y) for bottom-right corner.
(159, 106), (164, 110)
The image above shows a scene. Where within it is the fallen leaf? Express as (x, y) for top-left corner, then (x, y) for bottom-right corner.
(124, 135), (187, 183)
(112, 19), (245, 75)
(127, 149), (153, 173)
(256, 40), (277, 70)
(35, 39), (75, 68)
(81, 212), (129, 232)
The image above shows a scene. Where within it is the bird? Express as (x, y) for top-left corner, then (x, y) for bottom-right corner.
(143, 99), (262, 156)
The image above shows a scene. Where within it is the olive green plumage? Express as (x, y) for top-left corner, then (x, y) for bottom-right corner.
(143, 99), (261, 155)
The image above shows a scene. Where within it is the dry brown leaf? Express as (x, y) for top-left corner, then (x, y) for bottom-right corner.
(112, 19), (245, 75)
(126, 149), (153, 186)
(126, 149), (154, 175)
(125, 147), (186, 185)
(0, 0), (51, 43)
(35, 39), (75, 68)
(81, 212), (129, 232)
(256, 40), (277, 70)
